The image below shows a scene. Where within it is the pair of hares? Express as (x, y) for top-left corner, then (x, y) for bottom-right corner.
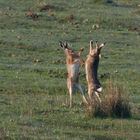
(59, 40), (106, 107)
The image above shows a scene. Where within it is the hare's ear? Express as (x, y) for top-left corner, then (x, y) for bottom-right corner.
(95, 41), (99, 51)
(59, 41), (65, 49)
(90, 40), (93, 53)
(59, 41), (68, 49)
(64, 41), (69, 48)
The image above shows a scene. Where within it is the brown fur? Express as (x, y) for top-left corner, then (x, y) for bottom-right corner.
(85, 40), (105, 103)
(59, 41), (87, 107)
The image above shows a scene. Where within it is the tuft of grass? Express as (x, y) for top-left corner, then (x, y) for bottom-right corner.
(86, 80), (131, 118)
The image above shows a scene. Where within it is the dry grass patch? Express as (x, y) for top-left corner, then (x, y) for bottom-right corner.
(86, 80), (131, 118)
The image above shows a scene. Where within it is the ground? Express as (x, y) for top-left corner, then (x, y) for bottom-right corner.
(0, 0), (140, 139)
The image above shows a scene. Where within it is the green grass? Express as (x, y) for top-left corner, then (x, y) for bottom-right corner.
(0, 0), (140, 139)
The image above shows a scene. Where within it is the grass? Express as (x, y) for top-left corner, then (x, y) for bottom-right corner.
(0, 0), (140, 139)
(86, 80), (131, 118)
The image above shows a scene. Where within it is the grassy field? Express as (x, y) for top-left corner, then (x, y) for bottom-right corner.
(0, 0), (140, 139)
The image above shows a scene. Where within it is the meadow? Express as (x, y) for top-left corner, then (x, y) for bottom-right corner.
(0, 0), (140, 139)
